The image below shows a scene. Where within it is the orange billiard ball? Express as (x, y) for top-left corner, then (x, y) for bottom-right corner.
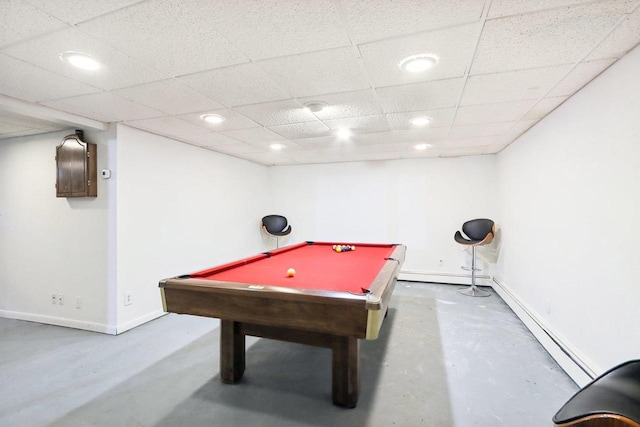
(287, 268), (296, 277)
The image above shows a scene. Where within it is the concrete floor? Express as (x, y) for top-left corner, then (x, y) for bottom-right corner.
(0, 282), (578, 426)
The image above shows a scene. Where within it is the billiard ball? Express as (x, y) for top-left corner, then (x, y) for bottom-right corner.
(287, 268), (296, 277)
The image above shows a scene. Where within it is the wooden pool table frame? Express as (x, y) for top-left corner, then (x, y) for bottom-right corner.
(159, 242), (406, 407)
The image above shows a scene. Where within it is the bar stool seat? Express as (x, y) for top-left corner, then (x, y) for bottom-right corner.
(261, 215), (292, 248)
(553, 360), (640, 427)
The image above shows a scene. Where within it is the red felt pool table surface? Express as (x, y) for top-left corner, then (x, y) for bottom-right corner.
(189, 241), (397, 294)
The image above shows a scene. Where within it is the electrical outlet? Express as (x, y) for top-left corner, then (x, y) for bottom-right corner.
(438, 259), (444, 267)
(57, 294), (64, 305)
(76, 297), (82, 309)
(51, 293), (57, 304)
(124, 291), (132, 306)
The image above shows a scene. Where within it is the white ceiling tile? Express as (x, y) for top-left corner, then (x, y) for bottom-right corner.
(290, 135), (341, 149)
(323, 115), (390, 133)
(233, 100), (315, 126)
(1, 0), (639, 164)
(3, 28), (167, 91)
(349, 132), (396, 145)
(0, 111), (61, 129)
(387, 108), (456, 130)
(399, 147), (440, 159)
(339, 0), (485, 44)
(587, 5), (640, 60)
(0, 120), (30, 134)
(389, 128), (450, 143)
(345, 142), (399, 155)
(221, 127), (286, 144)
(278, 146), (350, 165)
(440, 145), (490, 156)
(359, 23), (478, 88)
(200, 0), (350, 60)
(0, 0), (68, 48)
(77, 0), (249, 76)
(395, 140), (442, 156)
(245, 140), (303, 153)
(212, 142), (264, 154)
(114, 80), (224, 115)
(522, 97), (568, 120)
(25, 0), (141, 25)
(125, 116), (209, 137)
(509, 119), (539, 136)
(548, 59), (616, 97)
(454, 100), (537, 125)
(178, 109), (259, 132)
(257, 47), (370, 98)
(179, 132), (241, 147)
(42, 92), (163, 122)
(268, 121), (332, 139)
(488, 0), (595, 18)
(473, 1), (636, 74)
(444, 136), (499, 147)
(461, 65), (571, 105)
(298, 89), (383, 120)
(178, 63), (290, 107)
(449, 122), (514, 139)
(377, 78), (464, 113)
(0, 54), (100, 102)
(1, 126), (62, 138)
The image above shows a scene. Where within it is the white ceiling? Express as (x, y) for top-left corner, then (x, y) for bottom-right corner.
(1, 0), (639, 166)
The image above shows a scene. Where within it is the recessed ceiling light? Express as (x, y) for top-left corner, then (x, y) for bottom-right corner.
(414, 143), (432, 150)
(336, 128), (351, 139)
(410, 116), (433, 127)
(399, 54), (439, 73)
(59, 51), (101, 71)
(304, 101), (327, 113)
(200, 114), (225, 124)
(270, 143), (286, 150)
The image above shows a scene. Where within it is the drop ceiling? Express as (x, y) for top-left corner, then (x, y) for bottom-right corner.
(1, 0), (639, 166)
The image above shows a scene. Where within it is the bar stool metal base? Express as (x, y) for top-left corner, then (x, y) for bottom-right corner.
(457, 285), (491, 297)
(458, 246), (491, 297)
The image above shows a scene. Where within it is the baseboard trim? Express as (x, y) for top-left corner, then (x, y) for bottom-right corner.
(399, 270), (492, 286)
(0, 309), (167, 335)
(0, 309), (115, 334)
(116, 310), (166, 335)
(490, 277), (595, 387)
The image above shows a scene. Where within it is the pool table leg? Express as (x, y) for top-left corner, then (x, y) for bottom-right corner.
(220, 319), (245, 384)
(332, 336), (360, 408)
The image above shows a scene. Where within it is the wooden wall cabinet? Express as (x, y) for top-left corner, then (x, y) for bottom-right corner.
(55, 131), (97, 198)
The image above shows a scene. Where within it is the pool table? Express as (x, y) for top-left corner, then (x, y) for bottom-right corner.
(159, 241), (406, 407)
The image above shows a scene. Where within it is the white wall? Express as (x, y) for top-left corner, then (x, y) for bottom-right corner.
(0, 127), (116, 331)
(269, 156), (499, 280)
(496, 44), (640, 381)
(0, 125), (270, 334)
(114, 125), (269, 332)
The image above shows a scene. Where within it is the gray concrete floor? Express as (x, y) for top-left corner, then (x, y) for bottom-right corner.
(0, 282), (578, 426)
